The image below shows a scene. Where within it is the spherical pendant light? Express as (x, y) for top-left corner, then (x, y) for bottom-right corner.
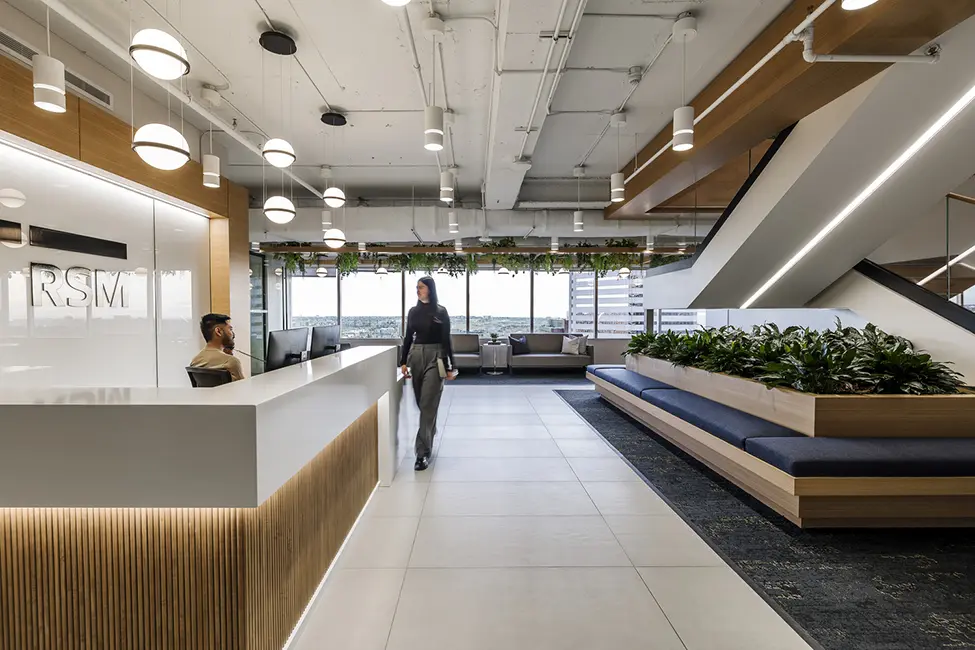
(382, 0), (412, 5)
(436, 266), (449, 275)
(274, 267), (283, 277)
(323, 228), (346, 249)
(618, 267), (631, 279)
(32, 54), (66, 113)
(610, 173), (625, 203)
(263, 195), (296, 224)
(672, 106), (695, 152)
(132, 123), (190, 170)
(558, 267), (569, 275)
(202, 154), (221, 188)
(497, 267), (511, 276)
(262, 138), (296, 168)
(0, 188), (27, 209)
(323, 186), (346, 208)
(316, 267), (328, 278)
(129, 28), (189, 80)
(376, 266), (389, 276)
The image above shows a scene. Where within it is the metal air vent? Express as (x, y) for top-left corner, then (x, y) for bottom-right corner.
(0, 27), (114, 110)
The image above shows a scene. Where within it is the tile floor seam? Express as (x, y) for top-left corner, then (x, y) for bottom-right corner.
(634, 564), (691, 650)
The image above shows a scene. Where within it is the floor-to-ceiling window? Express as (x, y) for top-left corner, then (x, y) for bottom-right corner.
(596, 270), (646, 338)
(404, 272), (469, 333)
(567, 272), (597, 337)
(533, 271), (571, 333)
(469, 270), (531, 336)
(288, 271), (338, 330)
(342, 270), (403, 338)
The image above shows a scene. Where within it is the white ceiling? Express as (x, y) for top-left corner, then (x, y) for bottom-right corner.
(7, 0), (791, 209)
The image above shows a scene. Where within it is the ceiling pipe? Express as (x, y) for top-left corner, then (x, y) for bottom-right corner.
(516, 0), (571, 160)
(625, 0), (839, 185)
(800, 25), (940, 64)
(36, 0), (324, 199)
(543, 0), (589, 116)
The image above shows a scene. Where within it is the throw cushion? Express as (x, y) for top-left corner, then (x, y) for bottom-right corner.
(561, 335), (588, 355)
(509, 335), (530, 356)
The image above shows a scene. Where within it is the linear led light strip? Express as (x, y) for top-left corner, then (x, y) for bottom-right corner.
(917, 241), (975, 286)
(741, 79), (975, 309)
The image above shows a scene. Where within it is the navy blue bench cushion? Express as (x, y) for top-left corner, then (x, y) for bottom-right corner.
(640, 388), (803, 449)
(745, 437), (975, 477)
(586, 364), (624, 372)
(589, 367), (675, 394)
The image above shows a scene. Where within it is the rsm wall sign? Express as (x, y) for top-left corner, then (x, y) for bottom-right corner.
(30, 263), (130, 308)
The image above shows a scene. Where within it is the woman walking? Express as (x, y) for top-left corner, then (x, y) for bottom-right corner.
(401, 276), (458, 470)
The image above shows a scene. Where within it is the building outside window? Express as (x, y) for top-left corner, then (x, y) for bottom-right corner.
(404, 272), (469, 333)
(568, 272), (597, 336)
(341, 270), (403, 339)
(533, 271), (570, 333)
(469, 270), (530, 336)
(596, 270), (646, 338)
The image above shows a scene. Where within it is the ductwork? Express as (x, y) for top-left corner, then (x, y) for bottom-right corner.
(249, 206), (714, 243)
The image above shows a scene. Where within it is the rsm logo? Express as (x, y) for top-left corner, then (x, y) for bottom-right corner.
(30, 263), (130, 308)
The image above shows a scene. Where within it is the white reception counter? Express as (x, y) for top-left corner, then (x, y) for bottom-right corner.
(0, 344), (407, 508)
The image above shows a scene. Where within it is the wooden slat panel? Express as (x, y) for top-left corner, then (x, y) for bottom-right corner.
(0, 404), (378, 649)
(0, 56), (80, 158)
(78, 102), (229, 216)
(210, 216), (232, 314)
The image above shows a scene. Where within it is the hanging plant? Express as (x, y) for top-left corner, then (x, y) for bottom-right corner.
(273, 252), (306, 275)
(335, 252), (360, 277)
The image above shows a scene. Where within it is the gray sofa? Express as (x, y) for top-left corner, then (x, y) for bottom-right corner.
(451, 334), (482, 370)
(507, 333), (593, 371)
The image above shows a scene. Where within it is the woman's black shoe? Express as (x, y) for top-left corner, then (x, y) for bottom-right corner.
(414, 454), (431, 471)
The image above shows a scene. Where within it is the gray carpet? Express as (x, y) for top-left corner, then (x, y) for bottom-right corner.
(557, 389), (975, 650)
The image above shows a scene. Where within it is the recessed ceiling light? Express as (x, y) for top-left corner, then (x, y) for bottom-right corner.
(321, 112), (348, 127)
(259, 31), (297, 56)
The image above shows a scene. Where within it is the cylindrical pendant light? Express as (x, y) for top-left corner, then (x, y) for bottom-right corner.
(424, 106), (445, 151)
(448, 210), (459, 234)
(263, 196), (296, 224)
(672, 106), (695, 152)
(440, 170), (454, 191)
(440, 188), (453, 204)
(573, 210), (584, 233)
(323, 228), (346, 249)
(33, 55), (66, 113)
(322, 209), (332, 228)
(610, 173), (625, 203)
(262, 138), (296, 168)
(358, 241), (366, 252)
(202, 154), (220, 188)
(323, 186), (346, 208)
(129, 28), (190, 80)
(550, 237), (559, 253)
(455, 239), (463, 253)
(132, 123), (190, 170)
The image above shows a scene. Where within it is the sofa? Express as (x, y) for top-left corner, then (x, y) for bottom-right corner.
(507, 333), (594, 371)
(451, 334), (482, 370)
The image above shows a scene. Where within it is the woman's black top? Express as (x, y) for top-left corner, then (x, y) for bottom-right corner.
(401, 302), (455, 369)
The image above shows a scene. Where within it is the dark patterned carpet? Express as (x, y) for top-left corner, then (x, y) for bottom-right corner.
(557, 389), (975, 650)
(451, 372), (590, 386)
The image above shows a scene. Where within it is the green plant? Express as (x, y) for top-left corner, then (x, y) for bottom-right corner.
(626, 332), (655, 358)
(335, 252), (360, 277)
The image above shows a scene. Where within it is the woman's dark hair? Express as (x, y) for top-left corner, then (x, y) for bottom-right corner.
(417, 276), (439, 306)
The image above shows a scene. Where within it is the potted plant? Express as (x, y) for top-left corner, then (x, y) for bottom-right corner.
(489, 333), (500, 345)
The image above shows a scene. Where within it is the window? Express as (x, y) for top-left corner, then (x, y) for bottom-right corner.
(342, 271), (403, 339)
(289, 273), (338, 330)
(404, 272), (468, 333)
(567, 272), (596, 336)
(596, 270), (646, 338)
(533, 271), (570, 333)
(469, 270), (530, 336)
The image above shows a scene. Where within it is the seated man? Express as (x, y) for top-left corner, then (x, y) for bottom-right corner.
(190, 313), (245, 381)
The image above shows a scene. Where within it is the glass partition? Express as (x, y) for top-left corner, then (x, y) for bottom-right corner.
(404, 272), (469, 333)
(469, 270), (530, 336)
(341, 271), (403, 339)
(567, 272), (596, 337)
(596, 270), (646, 338)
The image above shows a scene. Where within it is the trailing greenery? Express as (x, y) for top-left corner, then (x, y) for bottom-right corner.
(626, 321), (966, 395)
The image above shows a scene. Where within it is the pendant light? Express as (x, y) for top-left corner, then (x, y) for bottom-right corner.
(550, 237), (559, 253)
(33, 7), (66, 114)
(498, 266), (511, 276)
(263, 195), (295, 224)
(202, 127), (220, 188)
(425, 106), (445, 152)
(672, 16), (697, 153)
(841, 0), (879, 8)
(324, 186), (346, 208)
(436, 266), (449, 275)
(382, 0), (412, 5)
(358, 242), (367, 252)
(619, 267), (631, 279)
(263, 138), (296, 168)
(376, 262), (388, 275)
(132, 123), (190, 170)
(611, 121), (625, 202)
(574, 173), (584, 232)
(558, 267), (568, 275)
(316, 266), (328, 278)
(448, 210), (459, 234)
(323, 229), (346, 248)
(440, 170), (455, 203)
(322, 209), (332, 229)
(455, 239), (463, 253)
(129, 28), (189, 80)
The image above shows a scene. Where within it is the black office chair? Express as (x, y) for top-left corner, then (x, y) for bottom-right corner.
(185, 367), (233, 388)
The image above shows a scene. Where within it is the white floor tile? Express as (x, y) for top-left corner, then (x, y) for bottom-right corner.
(566, 457), (642, 481)
(639, 567), (814, 650)
(538, 413), (586, 426)
(546, 424), (600, 439)
(447, 413), (543, 427)
(583, 481), (673, 516)
(338, 517), (419, 569)
(441, 424), (552, 439)
(555, 438), (617, 457)
(431, 457), (578, 482)
(449, 402), (536, 414)
(409, 516), (630, 567)
(437, 439), (563, 458)
(423, 482), (599, 517)
(291, 568), (404, 650)
(367, 483), (429, 518)
(604, 516), (725, 567)
(386, 568), (686, 650)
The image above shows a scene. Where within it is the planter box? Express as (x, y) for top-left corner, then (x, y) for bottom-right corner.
(632, 355), (975, 438)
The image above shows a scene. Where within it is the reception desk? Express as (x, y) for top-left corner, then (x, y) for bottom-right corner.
(0, 345), (406, 650)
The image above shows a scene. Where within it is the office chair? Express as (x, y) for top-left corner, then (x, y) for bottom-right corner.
(185, 367), (233, 388)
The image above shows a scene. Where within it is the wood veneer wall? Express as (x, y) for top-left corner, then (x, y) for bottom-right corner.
(0, 405), (379, 650)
